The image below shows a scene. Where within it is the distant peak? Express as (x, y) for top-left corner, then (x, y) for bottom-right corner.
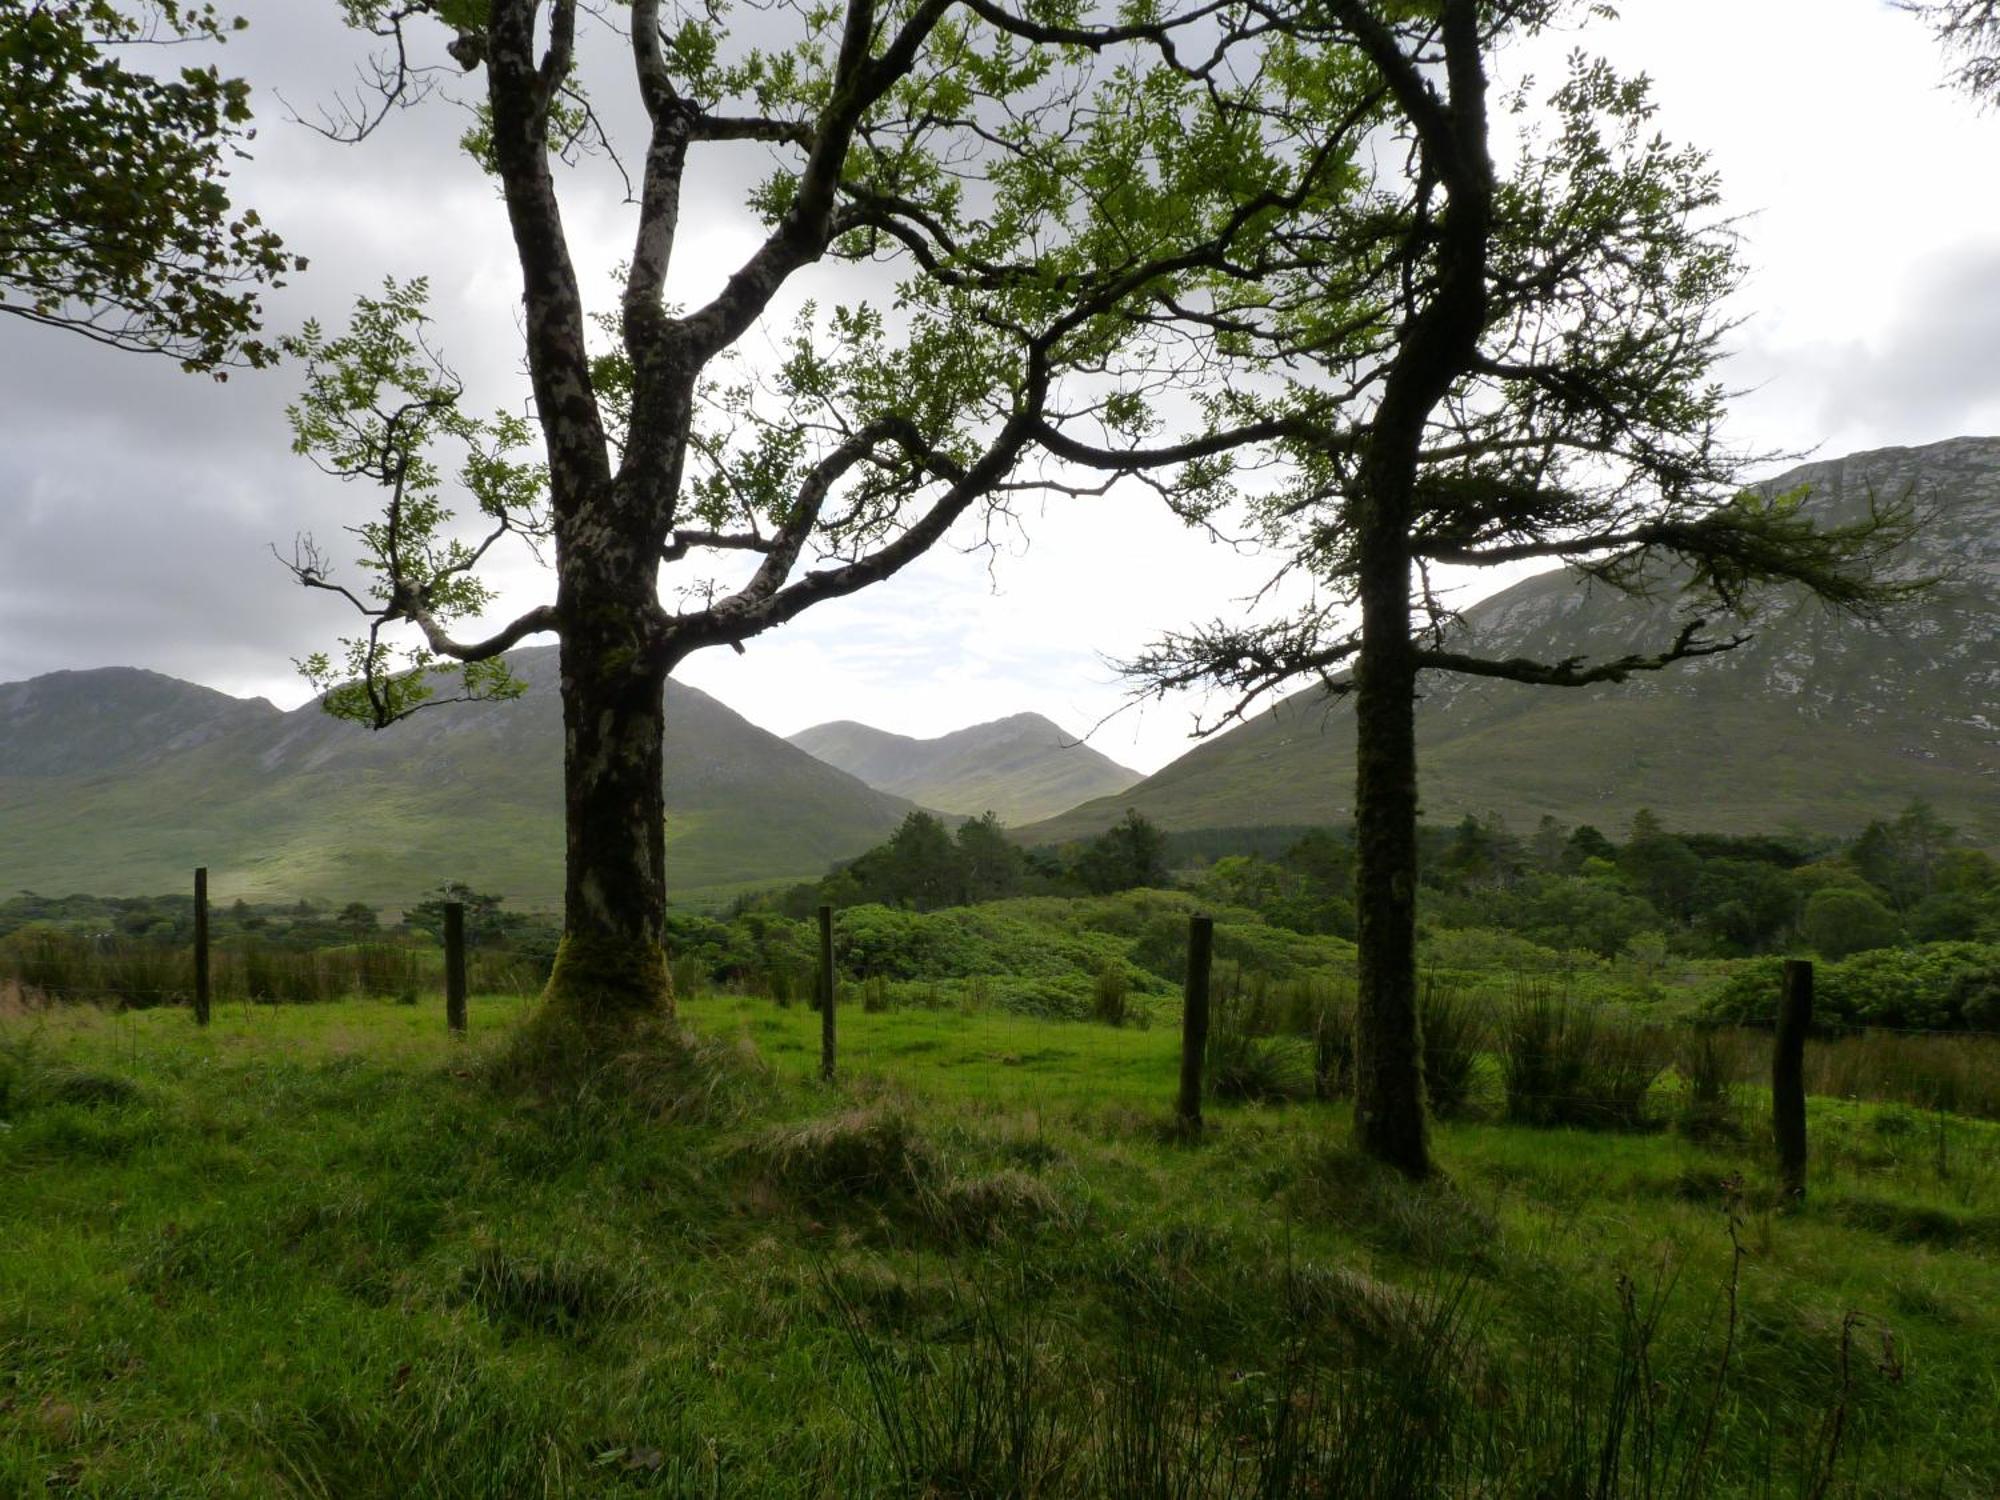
(0, 664), (276, 707)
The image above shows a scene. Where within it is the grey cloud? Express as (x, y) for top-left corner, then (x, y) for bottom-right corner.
(1734, 241), (2000, 452)
(0, 4), (767, 698)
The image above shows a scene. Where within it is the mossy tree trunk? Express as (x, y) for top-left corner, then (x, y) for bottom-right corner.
(544, 639), (673, 1020)
(1350, 494), (1430, 1177)
(541, 534), (679, 1024)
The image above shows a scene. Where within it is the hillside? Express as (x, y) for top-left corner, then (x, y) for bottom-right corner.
(0, 646), (912, 908)
(789, 712), (1141, 825)
(0, 667), (280, 776)
(1023, 436), (2000, 849)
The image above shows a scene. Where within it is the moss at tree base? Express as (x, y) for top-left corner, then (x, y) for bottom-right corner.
(488, 932), (677, 1094)
(542, 931), (675, 1020)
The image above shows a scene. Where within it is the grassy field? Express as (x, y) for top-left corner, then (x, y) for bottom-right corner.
(3, 992), (1997, 1496)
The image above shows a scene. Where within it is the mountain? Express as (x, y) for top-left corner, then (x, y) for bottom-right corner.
(0, 646), (913, 908)
(0, 667), (280, 776)
(1021, 436), (2000, 850)
(788, 712), (1143, 826)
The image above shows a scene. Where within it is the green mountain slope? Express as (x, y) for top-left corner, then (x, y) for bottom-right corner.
(1022, 436), (2000, 849)
(788, 712), (1142, 826)
(0, 667), (281, 776)
(0, 646), (913, 908)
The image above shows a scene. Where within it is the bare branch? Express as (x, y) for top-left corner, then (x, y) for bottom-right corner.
(661, 528), (774, 562)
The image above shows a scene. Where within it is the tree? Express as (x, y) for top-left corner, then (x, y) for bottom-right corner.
(1801, 886), (1901, 961)
(1619, 810), (1700, 923)
(1436, 811), (1521, 891)
(1118, 0), (1918, 1174)
(1074, 810), (1170, 894)
(863, 811), (963, 912)
(1563, 825), (1616, 873)
(1528, 815), (1569, 873)
(1900, 1), (2000, 99)
(0, 1), (303, 371)
(1850, 799), (1958, 910)
(336, 900), (380, 938)
(956, 813), (1026, 905)
(404, 881), (521, 946)
(284, 1), (1349, 1030)
(1691, 859), (1798, 953)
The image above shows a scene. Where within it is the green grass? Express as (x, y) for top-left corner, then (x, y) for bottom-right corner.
(3, 993), (1997, 1496)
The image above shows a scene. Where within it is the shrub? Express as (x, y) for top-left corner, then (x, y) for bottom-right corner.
(1091, 961), (1129, 1027)
(1313, 1000), (1355, 1101)
(1207, 999), (1313, 1103)
(1954, 967), (2000, 1031)
(1419, 977), (1485, 1118)
(1801, 886), (1900, 959)
(669, 952), (707, 1000)
(1499, 989), (1588, 1126)
(1701, 943), (2000, 1031)
(1500, 992), (1664, 1129)
(1673, 1027), (1741, 1139)
(1272, 972), (1344, 1037)
(1586, 1022), (1669, 1129)
(1270, 974), (1355, 1100)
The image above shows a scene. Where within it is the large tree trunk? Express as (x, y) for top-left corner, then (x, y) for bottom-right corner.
(541, 596), (674, 1023)
(1350, 516), (1430, 1177)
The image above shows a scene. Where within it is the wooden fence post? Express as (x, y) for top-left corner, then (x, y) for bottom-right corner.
(818, 904), (836, 1083)
(193, 866), (210, 1027)
(1177, 914), (1215, 1131)
(444, 901), (468, 1035)
(1773, 958), (1813, 1203)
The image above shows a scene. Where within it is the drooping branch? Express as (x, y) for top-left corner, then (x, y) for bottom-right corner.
(399, 600), (559, 663)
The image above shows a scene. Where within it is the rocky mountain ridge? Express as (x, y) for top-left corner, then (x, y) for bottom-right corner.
(1021, 436), (2000, 849)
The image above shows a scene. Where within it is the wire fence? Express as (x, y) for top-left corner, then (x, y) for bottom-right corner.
(7, 924), (2000, 1174)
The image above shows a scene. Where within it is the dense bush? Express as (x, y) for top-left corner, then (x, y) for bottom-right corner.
(1702, 943), (2000, 1031)
(1800, 886), (1901, 959)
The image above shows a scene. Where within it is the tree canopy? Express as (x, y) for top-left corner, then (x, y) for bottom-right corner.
(282, 0), (1365, 1023)
(1099, 0), (1920, 1174)
(0, 1), (303, 372)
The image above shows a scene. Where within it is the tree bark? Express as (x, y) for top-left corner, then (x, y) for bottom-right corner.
(1337, 0), (1490, 1179)
(541, 578), (675, 1022)
(1350, 511), (1430, 1176)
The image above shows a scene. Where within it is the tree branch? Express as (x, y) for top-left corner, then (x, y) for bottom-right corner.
(488, 0), (610, 501)
(1414, 618), (1751, 687)
(660, 528), (774, 562)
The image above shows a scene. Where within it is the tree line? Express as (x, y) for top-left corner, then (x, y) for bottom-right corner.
(742, 797), (1997, 972)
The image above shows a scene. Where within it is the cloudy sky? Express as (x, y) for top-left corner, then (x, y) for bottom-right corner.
(4, 0), (1999, 775)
